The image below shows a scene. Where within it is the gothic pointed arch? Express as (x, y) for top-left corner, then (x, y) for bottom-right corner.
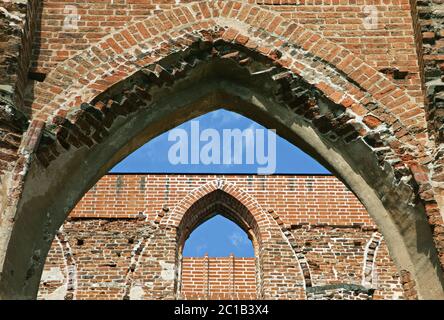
(160, 179), (310, 299)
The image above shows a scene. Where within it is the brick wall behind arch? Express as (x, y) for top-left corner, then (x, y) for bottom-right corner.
(38, 173), (405, 300)
(180, 256), (258, 300)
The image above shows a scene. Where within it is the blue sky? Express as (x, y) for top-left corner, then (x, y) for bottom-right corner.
(182, 215), (255, 257)
(111, 109), (329, 174)
(111, 109), (329, 257)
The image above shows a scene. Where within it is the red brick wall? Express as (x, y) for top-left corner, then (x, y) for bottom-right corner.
(71, 174), (373, 226)
(180, 256), (257, 300)
(30, 0), (424, 105)
(37, 174), (405, 300)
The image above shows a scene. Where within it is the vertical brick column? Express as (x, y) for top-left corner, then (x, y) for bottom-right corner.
(0, 0), (40, 179)
(416, 0), (444, 140)
(415, 0), (444, 274)
(229, 253), (235, 299)
(0, 0), (40, 115)
(204, 253), (209, 299)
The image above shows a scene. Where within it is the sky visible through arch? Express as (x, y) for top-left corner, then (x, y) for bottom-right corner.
(182, 215), (255, 257)
(111, 110), (329, 257)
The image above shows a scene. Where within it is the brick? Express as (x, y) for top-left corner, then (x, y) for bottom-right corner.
(363, 115), (382, 129)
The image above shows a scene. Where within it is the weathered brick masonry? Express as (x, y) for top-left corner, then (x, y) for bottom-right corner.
(0, 0), (443, 299)
(30, 0), (426, 105)
(38, 174), (404, 300)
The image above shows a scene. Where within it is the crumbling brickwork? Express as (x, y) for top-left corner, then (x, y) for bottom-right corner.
(414, 0), (444, 291)
(0, 0), (39, 112)
(30, 0), (425, 104)
(417, 0), (444, 139)
(0, 0), (443, 299)
(38, 174), (405, 300)
(0, 0), (40, 178)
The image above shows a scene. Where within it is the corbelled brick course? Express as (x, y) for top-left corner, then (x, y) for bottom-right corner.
(0, 0), (443, 300)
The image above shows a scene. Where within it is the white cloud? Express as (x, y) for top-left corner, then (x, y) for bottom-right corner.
(229, 232), (248, 247)
(195, 243), (208, 255)
(210, 109), (242, 126)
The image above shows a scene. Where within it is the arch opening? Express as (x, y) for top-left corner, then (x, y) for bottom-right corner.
(180, 215), (257, 300)
(176, 191), (260, 300)
(181, 215), (255, 258)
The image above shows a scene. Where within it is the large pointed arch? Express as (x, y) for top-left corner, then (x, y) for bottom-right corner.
(0, 1), (443, 299)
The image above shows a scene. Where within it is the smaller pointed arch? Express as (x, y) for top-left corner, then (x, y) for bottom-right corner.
(163, 180), (310, 299)
(161, 179), (272, 244)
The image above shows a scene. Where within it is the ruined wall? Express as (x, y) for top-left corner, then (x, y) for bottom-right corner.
(68, 174), (374, 224)
(0, 0), (443, 300)
(415, 0), (444, 281)
(417, 0), (444, 139)
(0, 0), (39, 113)
(37, 174), (405, 300)
(0, 0), (40, 179)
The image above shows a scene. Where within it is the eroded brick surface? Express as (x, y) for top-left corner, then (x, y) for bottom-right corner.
(37, 174), (405, 300)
